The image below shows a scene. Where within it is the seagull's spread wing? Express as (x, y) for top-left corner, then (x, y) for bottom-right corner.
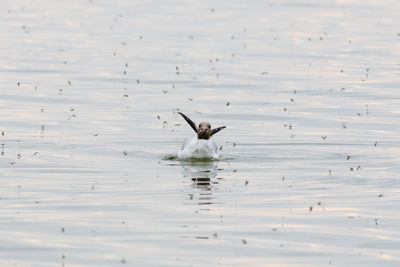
(178, 112), (197, 133)
(211, 126), (226, 136)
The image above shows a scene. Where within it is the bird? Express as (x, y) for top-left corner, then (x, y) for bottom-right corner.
(177, 112), (226, 159)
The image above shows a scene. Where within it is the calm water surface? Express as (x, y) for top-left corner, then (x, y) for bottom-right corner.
(0, 0), (399, 266)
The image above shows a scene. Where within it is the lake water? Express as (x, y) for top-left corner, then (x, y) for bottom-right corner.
(0, 0), (399, 266)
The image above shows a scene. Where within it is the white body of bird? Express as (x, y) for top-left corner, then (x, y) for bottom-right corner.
(178, 135), (219, 159)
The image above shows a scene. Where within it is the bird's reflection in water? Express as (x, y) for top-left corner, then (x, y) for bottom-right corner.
(180, 160), (220, 207)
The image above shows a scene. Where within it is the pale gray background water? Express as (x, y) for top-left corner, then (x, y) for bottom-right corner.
(0, 0), (399, 266)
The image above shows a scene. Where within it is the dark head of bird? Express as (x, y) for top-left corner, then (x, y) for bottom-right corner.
(197, 121), (212, 140)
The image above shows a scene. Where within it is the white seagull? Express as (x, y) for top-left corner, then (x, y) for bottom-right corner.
(177, 112), (226, 159)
